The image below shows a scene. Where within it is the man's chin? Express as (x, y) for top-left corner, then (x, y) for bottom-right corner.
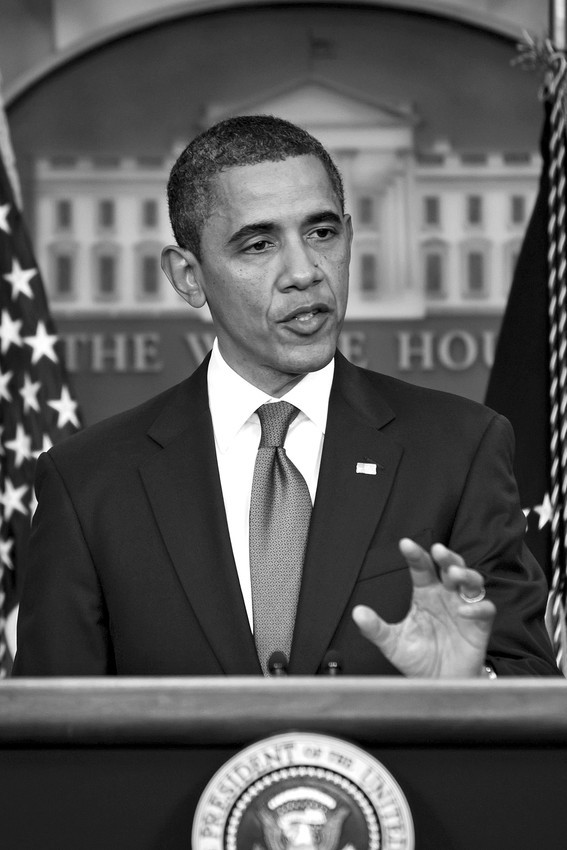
(281, 345), (336, 377)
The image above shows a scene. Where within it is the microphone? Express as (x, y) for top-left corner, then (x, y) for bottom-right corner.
(268, 651), (289, 677)
(321, 651), (343, 676)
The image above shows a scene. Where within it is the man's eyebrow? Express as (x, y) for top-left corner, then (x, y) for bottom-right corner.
(226, 210), (343, 247)
(226, 221), (276, 247)
(303, 210), (343, 227)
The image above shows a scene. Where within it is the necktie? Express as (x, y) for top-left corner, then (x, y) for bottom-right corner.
(249, 401), (312, 675)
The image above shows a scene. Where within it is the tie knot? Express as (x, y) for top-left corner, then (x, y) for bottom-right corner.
(257, 401), (299, 447)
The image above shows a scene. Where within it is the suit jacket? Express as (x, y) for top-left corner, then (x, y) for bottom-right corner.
(13, 352), (558, 676)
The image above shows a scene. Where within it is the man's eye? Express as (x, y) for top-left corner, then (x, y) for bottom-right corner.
(309, 227), (335, 240)
(245, 239), (271, 253)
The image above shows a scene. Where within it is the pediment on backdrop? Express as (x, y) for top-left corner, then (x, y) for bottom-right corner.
(203, 76), (417, 131)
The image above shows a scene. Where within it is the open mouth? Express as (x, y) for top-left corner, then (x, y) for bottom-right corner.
(280, 303), (330, 324)
(278, 304), (332, 337)
(292, 309), (319, 323)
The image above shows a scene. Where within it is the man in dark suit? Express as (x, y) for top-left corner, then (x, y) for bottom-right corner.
(13, 115), (558, 678)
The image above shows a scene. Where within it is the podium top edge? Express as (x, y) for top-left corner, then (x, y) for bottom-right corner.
(2, 675), (565, 690)
(1, 677), (567, 748)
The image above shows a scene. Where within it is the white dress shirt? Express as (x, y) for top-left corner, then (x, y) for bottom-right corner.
(207, 340), (334, 628)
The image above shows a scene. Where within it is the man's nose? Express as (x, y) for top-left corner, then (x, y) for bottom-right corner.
(280, 238), (322, 289)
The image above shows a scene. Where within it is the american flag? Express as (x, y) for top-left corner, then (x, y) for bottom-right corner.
(0, 107), (81, 676)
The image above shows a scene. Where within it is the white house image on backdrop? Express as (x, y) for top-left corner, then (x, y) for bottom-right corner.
(34, 78), (539, 320)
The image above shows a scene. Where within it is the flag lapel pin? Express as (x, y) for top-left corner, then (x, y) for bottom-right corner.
(356, 461), (377, 475)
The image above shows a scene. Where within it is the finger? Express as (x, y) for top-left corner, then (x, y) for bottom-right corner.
(398, 538), (439, 588)
(430, 542), (466, 570)
(430, 543), (485, 597)
(457, 599), (497, 632)
(444, 564), (486, 595)
(352, 604), (390, 647)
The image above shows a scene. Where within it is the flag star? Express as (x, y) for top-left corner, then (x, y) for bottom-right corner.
(0, 537), (13, 570)
(533, 493), (554, 530)
(48, 386), (80, 429)
(19, 373), (41, 413)
(4, 423), (32, 468)
(24, 320), (58, 364)
(0, 369), (13, 402)
(0, 479), (29, 520)
(0, 203), (10, 234)
(3, 257), (37, 300)
(32, 434), (53, 460)
(0, 310), (23, 354)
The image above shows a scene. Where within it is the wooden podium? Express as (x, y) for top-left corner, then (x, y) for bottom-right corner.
(1, 677), (566, 849)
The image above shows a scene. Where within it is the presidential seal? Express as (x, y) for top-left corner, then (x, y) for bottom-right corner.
(192, 732), (414, 849)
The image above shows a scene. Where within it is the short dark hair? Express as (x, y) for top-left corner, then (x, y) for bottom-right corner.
(167, 114), (345, 259)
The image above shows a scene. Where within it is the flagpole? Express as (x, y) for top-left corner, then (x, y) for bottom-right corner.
(551, 0), (567, 51)
(0, 74), (22, 210)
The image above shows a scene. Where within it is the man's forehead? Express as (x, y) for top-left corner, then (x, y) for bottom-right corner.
(207, 154), (340, 218)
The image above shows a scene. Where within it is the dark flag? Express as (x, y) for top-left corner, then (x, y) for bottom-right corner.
(0, 96), (81, 676)
(485, 37), (567, 668)
(485, 122), (551, 574)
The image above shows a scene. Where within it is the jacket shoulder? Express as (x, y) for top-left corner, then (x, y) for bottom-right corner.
(45, 373), (201, 479)
(344, 360), (512, 446)
(364, 366), (494, 417)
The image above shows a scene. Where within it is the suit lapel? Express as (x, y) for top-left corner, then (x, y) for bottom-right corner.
(289, 354), (404, 674)
(139, 358), (261, 675)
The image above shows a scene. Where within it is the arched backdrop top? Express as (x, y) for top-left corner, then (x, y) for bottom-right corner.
(5, 3), (544, 170)
(3, 0), (546, 106)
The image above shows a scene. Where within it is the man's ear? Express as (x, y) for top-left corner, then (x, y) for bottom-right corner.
(161, 245), (207, 309)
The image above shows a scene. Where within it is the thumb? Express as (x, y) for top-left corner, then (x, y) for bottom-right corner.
(352, 604), (390, 649)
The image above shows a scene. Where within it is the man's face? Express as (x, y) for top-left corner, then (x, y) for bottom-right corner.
(195, 154), (352, 396)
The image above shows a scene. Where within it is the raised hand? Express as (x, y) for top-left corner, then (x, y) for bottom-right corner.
(352, 538), (496, 678)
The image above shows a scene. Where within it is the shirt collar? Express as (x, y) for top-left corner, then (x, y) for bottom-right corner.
(207, 339), (334, 452)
